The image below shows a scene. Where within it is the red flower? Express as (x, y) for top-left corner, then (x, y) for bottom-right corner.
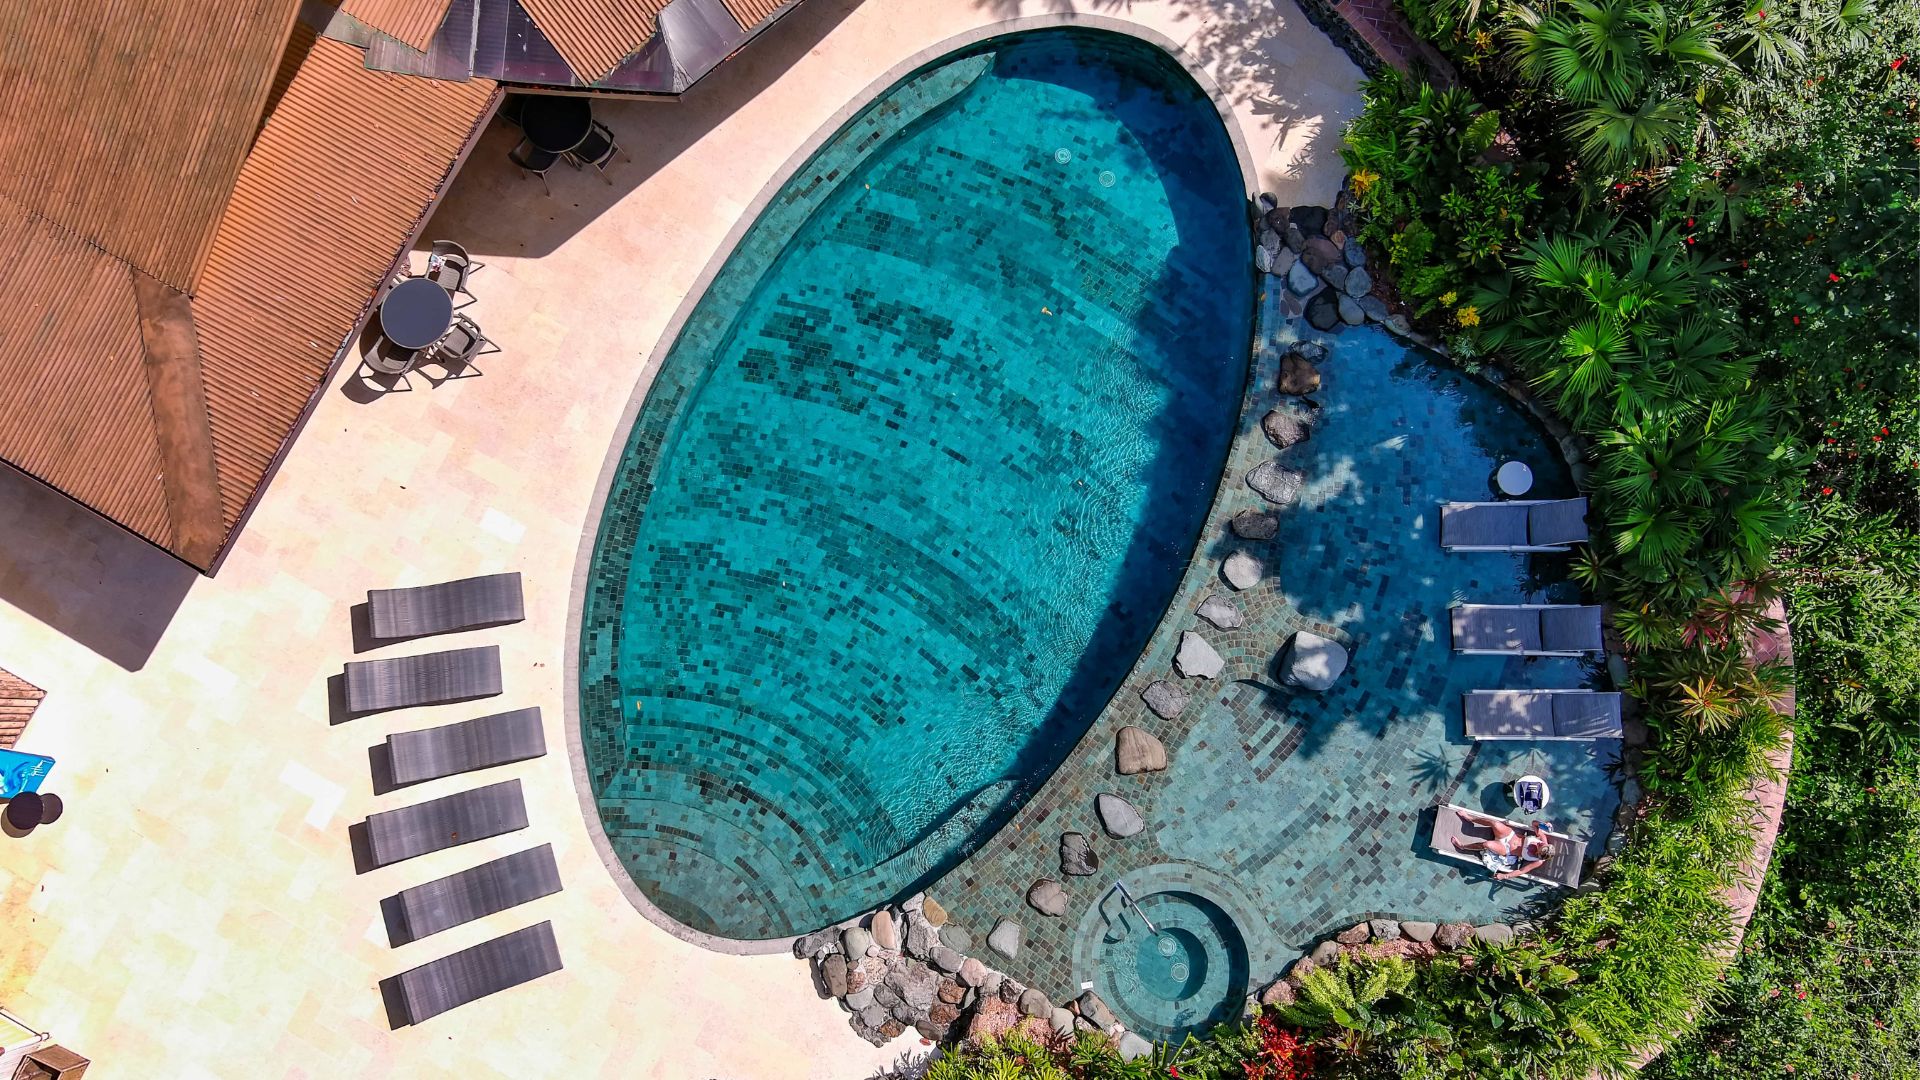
(1882, 427), (1890, 435)
(1686, 236), (1696, 245)
(1687, 217), (1696, 227)
(1169, 1068), (1180, 1077)
(1822, 487), (1834, 495)
(1792, 316), (1801, 325)
(1895, 56), (1908, 70)
(1874, 435), (1883, 441)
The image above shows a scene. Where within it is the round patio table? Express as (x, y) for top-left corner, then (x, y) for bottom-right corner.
(1508, 774), (1551, 815)
(379, 278), (454, 351)
(522, 96), (593, 154)
(1496, 460), (1534, 497)
(5, 791), (44, 831)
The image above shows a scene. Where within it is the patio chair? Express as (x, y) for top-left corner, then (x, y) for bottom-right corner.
(364, 334), (420, 378)
(425, 314), (498, 371)
(1429, 804), (1588, 888)
(1450, 604), (1604, 655)
(384, 707), (545, 787)
(344, 645), (502, 714)
(1462, 689), (1625, 740)
(1440, 497), (1590, 552)
(389, 920), (561, 1025)
(368, 572), (523, 640)
(508, 137), (559, 196)
(565, 120), (629, 183)
(498, 94), (527, 130)
(425, 240), (481, 304)
(364, 779), (528, 867)
(384, 844), (562, 945)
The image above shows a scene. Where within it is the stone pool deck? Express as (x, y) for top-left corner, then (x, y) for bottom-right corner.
(0, 1), (1362, 1076)
(930, 302), (1625, 1007)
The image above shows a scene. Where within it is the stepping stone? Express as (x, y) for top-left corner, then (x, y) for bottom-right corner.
(1247, 461), (1305, 506)
(1115, 726), (1167, 774)
(1281, 630), (1349, 691)
(1262, 404), (1312, 449)
(1174, 631), (1224, 679)
(1232, 509), (1280, 539)
(1305, 289), (1341, 331)
(1027, 879), (1068, 917)
(1096, 793), (1144, 838)
(1140, 680), (1188, 720)
(1278, 351), (1320, 394)
(988, 919), (1023, 958)
(1059, 832), (1098, 875)
(1221, 552), (1262, 591)
(1196, 594), (1244, 629)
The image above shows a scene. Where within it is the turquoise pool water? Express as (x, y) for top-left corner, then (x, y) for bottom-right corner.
(1092, 891), (1249, 1041)
(578, 31), (1252, 940)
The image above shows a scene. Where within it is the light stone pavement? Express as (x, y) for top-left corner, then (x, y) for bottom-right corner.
(0, 2), (1360, 1076)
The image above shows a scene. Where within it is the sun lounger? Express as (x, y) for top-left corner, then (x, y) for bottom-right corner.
(1440, 498), (1590, 551)
(364, 780), (527, 867)
(368, 573), (524, 640)
(391, 921), (561, 1025)
(385, 708), (545, 787)
(1462, 689), (1624, 740)
(1450, 604), (1604, 655)
(1429, 804), (1587, 888)
(344, 646), (502, 714)
(384, 845), (562, 946)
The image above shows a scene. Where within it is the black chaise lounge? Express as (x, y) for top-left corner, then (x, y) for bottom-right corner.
(1429, 804), (1589, 888)
(385, 707), (545, 787)
(1462, 689), (1625, 740)
(1450, 604), (1605, 655)
(389, 921), (562, 1026)
(1440, 497), (1590, 552)
(383, 845), (562, 946)
(364, 779), (527, 868)
(368, 573), (524, 640)
(344, 645), (502, 714)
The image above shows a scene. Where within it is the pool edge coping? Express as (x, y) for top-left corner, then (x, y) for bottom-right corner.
(562, 14), (1268, 956)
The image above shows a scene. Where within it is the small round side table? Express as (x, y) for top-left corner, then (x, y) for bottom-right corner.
(1496, 460), (1534, 497)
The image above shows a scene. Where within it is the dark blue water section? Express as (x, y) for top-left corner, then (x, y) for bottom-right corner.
(579, 31), (1252, 939)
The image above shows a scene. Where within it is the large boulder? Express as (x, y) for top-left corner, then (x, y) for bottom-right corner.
(1434, 922), (1474, 949)
(1253, 245), (1274, 274)
(1140, 680), (1189, 720)
(1475, 924), (1516, 945)
(1278, 351), (1320, 395)
(842, 926), (873, 958)
(1027, 879), (1069, 917)
(1310, 940), (1341, 966)
(1281, 630), (1349, 691)
(1115, 726), (1168, 774)
(1359, 295), (1390, 323)
(1050, 1008), (1077, 1038)
(822, 954), (850, 997)
(1335, 922), (1372, 946)
(1305, 289), (1341, 331)
(1096, 793), (1145, 838)
(931, 946), (966, 973)
(1262, 405), (1312, 449)
(1343, 237), (1366, 267)
(1221, 552), (1262, 592)
(904, 912), (939, 959)
(1175, 631), (1225, 678)
(1247, 461), (1306, 507)
(1119, 1032), (1154, 1061)
(959, 957), (989, 986)
(1077, 991), (1117, 1029)
(887, 961), (940, 1010)
(869, 909), (899, 951)
(1369, 919), (1402, 942)
(1259, 979), (1297, 1007)
(922, 896), (949, 927)
(989, 919), (1023, 959)
(1346, 267), (1373, 297)
(1197, 594), (1244, 630)
(965, 993), (1020, 1043)
(1401, 920), (1438, 944)
(1018, 988), (1053, 1019)
(1338, 295), (1364, 325)
(793, 927), (839, 960)
(1060, 832), (1099, 876)
(1232, 509), (1281, 540)
(1300, 235), (1342, 275)
(1288, 204), (1329, 235)
(1321, 263), (1349, 292)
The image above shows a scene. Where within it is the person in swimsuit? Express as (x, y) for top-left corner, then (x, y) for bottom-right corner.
(1450, 808), (1555, 881)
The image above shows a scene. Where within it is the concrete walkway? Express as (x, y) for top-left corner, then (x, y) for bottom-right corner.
(0, 2), (1360, 1076)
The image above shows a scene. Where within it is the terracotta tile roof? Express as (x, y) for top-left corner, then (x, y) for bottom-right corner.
(341, 0), (456, 50)
(719, 0), (788, 30)
(0, 1), (300, 292)
(0, 668), (46, 751)
(190, 38), (498, 532)
(517, 0), (673, 82)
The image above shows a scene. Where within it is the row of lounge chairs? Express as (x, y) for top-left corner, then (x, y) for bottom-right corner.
(341, 572), (567, 1027)
(1436, 495), (1611, 888)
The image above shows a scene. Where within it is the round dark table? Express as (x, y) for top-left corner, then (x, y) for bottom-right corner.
(379, 278), (454, 351)
(5, 791), (43, 830)
(522, 96), (593, 154)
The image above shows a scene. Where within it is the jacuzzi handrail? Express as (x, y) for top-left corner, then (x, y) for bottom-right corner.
(1111, 880), (1159, 936)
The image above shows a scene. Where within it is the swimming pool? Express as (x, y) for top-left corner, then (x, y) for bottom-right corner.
(578, 31), (1253, 940)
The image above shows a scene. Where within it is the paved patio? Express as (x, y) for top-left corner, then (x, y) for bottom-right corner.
(0, 1), (1361, 1077)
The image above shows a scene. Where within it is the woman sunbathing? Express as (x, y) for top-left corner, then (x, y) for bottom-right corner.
(1451, 808), (1555, 881)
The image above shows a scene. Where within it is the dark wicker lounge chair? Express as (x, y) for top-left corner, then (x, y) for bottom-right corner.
(368, 573), (523, 641)
(1440, 498), (1590, 552)
(344, 646), (502, 713)
(1429, 804), (1588, 888)
(1450, 604), (1605, 655)
(390, 921), (561, 1025)
(384, 845), (562, 945)
(364, 779), (527, 867)
(1462, 689), (1625, 740)
(385, 707), (545, 787)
